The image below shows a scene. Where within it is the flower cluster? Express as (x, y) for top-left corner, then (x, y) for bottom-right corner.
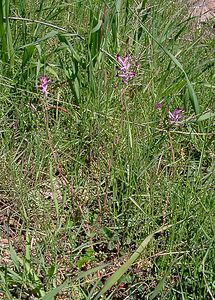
(116, 54), (135, 84)
(155, 102), (183, 125)
(37, 76), (49, 97)
(168, 108), (183, 124)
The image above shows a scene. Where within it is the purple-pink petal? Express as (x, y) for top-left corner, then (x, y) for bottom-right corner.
(123, 54), (129, 64)
(37, 76), (49, 97)
(116, 54), (124, 66)
(168, 107), (183, 124)
(155, 102), (162, 110)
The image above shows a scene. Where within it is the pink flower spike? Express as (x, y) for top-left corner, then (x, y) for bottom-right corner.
(37, 76), (49, 97)
(115, 54), (135, 84)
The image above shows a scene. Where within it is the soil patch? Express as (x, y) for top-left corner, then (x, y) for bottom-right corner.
(191, 0), (215, 22)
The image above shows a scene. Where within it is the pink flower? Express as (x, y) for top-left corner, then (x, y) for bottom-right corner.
(155, 102), (162, 110)
(116, 54), (135, 84)
(168, 108), (183, 124)
(37, 76), (49, 97)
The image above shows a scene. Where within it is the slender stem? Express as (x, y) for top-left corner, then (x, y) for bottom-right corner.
(3, 16), (84, 39)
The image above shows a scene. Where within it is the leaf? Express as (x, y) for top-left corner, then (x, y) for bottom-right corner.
(20, 30), (58, 49)
(47, 265), (57, 278)
(0, 1), (7, 61)
(129, 196), (145, 213)
(185, 73), (200, 115)
(77, 264), (110, 281)
(116, 0), (123, 13)
(197, 111), (215, 122)
(91, 20), (102, 33)
(0, 271), (13, 299)
(41, 264), (109, 300)
(57, 34), (81, 61)
(22, 45), (36, 66)
(45, 65), (59, 80)
(94, 225), (173, 300)
(25, 230), (31, 273)
(149, 276), (167, 300)
(148, 257), (177, 300)
(6, 268), (23, 283)
(73, 77), (80, 100)
(41, 279), (69, 300)
(194, 58), (215, 72)
(9, 243), (22, 270)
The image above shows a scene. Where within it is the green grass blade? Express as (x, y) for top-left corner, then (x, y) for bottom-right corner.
(0, 0), (7, 61)
(9, 243), (22, 269)
(77, 264), (110, 281)
(41, 279), (69, 300)
(20, 30), (58, 49)
(139, 22), (200, 115)
(149, 276), (167, 300)
(22, 45), (36, 66)
(148, 258), (177, 300)
(129, 196), (145, 213)
(94, 225), (173, 300)
(41, 264), (109, 300)
(185, 73), (200, 115)
(49, 163), (59, 221)
(91, 19), (102, 33)
(115, 0), (123, 13)
(197, 111), (215, 122)
(0, 271), (13, 299)
(5, 0), (14, 66)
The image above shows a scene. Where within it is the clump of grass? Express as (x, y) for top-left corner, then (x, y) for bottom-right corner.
(0, 0), (214, 299)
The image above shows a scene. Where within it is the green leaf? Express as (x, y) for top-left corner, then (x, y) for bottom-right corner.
(0, 270), (13, 299)
(116, 0), (123, 13)
(129, 196), (145, 213)
(41, 279), (69, 300)
(91, 20), (102, 33)
(149, 274), (168, 300)
(9, 243), (22, 270)
(57, 34), (81, 61)
(24, 230), (31, 274)
(94, 225), (173, 300)
(41, 264), (109, 299)
(20, 30), (58, 49)
(6, 268), (23, 283)
(148, 257), (178, 299)
(47, 265), (57, 278)
(22, 45), (35, 66)
(5, 0), (14, 66)
(197, 111), (215, 122)
(0, 1), (7, 61)
(45, 65), (59, 79)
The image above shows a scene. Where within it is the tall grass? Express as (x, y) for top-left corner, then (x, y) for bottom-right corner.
(0, 0), (214, 299)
